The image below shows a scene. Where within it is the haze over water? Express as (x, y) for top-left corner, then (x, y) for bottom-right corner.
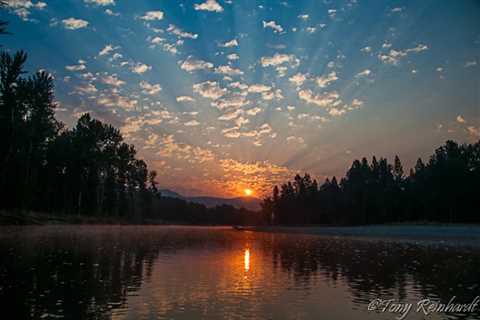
(1, 226), (479, 320)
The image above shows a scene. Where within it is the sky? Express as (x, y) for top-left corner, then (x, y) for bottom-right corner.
(1, 0), (479, 198)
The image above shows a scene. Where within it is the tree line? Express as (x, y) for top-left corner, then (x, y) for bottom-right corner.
(261, 140), (480, 225)
(0, 35), (260, 224)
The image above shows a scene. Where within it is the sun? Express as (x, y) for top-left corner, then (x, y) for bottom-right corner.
(244, 188), (253, 197)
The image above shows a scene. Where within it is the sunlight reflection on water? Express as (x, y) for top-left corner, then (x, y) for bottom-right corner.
(0, 225), (479, 320)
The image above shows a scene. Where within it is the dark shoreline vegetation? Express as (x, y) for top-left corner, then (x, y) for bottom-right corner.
(1, 28), (479, 227)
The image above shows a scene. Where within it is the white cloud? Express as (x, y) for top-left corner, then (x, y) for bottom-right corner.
(140, 81), (162, 95)
(194, 0), (223, 12)
(193, 81), (227, 100)
(298, 89), (341, 108)
(184, 120), (200, 127)
(220, 39), (238, 48)
(140, 11), (164, 21)
(263, 20), (284, 33)
(84, 0), (115, 6)
(227, 53), (239, 61)
(289, 73), (307, 86)
(246, 107), (262, 116)
(98, 44), (118, 56)
(131, 62), (151, 74)
(105, 9), (119, 16)
(3, 0), (47, 20)
(65, 60), (86, 71)
(316, 71), (338, 88)
(215, 65), (243, 76)
(180, 57), (214, 72)
(167, 24), (198, 39)
(62, 18), (89, 30)
(177, 96), (195, 102)
(298, 14), (309, 20)
(360, 46), (372, 53)
(75, 83), (97, 94)
(378, 44), (428, 65)
(248, 84), (271, 93)
(102, 74), (125, 87)
(260, 53), (299, 67)
(97, 94), (137, 110)
(355, 69), (372, 78)
(465, 60), (477, 68)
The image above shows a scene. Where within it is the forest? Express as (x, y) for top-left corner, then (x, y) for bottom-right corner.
(0, 29), (259, 225)
(261, 140), (480, 225)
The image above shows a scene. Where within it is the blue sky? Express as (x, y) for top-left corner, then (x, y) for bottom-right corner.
(1, 0), (479, 197)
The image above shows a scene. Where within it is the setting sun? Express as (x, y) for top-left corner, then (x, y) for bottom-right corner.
(244, 189), (253, 197)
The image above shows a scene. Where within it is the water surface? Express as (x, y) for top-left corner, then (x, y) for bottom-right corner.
(0, 226), (479, 320)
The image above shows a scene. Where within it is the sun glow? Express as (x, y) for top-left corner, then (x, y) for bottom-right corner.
(244, 189), (253, 197)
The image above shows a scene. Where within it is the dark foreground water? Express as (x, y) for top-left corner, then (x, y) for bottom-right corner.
(0, 226), (479, 320)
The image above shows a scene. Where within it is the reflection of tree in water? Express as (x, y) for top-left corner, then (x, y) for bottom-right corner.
(0, 227), (235, 320)
(269, 235), (480, 319)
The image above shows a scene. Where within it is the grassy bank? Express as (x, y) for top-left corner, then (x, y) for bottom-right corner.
(0, 210), (168, 225)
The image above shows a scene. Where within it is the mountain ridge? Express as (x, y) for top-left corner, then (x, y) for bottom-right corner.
(158, 189), (261, 211)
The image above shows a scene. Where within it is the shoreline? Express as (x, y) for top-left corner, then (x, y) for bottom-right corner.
(239, 225), (480, 241)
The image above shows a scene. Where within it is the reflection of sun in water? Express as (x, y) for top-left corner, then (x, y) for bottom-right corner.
(244, 249), (250, 272)
(244, 189), (253, 197)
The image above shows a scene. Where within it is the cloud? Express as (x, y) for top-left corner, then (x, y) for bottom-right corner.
(211, 94), (248, 110)
(180, 57), (214, 72)
(465, 60), (477, 68)
(360, 46), (372, 53)
(298, 14), (309, 20)
(316, 71), (338, 88)
(177, 96), (195, 102)
(140, 81), (162, 95)
(287, 136), (305, 144)
(289, 73), (307, 86)
(84, 0), (115, 6)
(215, 65), (243, 76)
(105, 9), (119, 16)
(467, 126), (480, 138)
(220, 39), (238, 48)
(98, 44), (119, 56)
(194, 0), (223, 12)
(65, 63), (86, 72)
(456, 115), (466, 123)
(193, 81), (227, 100)
(167, 24), (198, 39)
(130, 62), (151, 74)
(62, 18), (89, 30)
(248, 84), (271, 93)
(260, 53), (299, 67)
(378, 44), (428, 65)
(75, 83), (97, 94)
(263, 20), (284, 33)
(298, 89), (341, 108)
(3, 0), (46, 21)
(97, 94), (138, 111)
(227, 53), (239, 61)
(184, 120), (200, 126)
(102, 74), (125, 87)
(140, 11), (164, 21)
(355, 69), (372, 78)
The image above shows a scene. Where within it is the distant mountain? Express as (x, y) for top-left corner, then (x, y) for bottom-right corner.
(158, 189), (185, 199)
(158, 189), (261, 211)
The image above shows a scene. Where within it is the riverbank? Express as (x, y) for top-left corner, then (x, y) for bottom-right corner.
(240, 225), (480, 241)
(0, 210), (167, 225)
